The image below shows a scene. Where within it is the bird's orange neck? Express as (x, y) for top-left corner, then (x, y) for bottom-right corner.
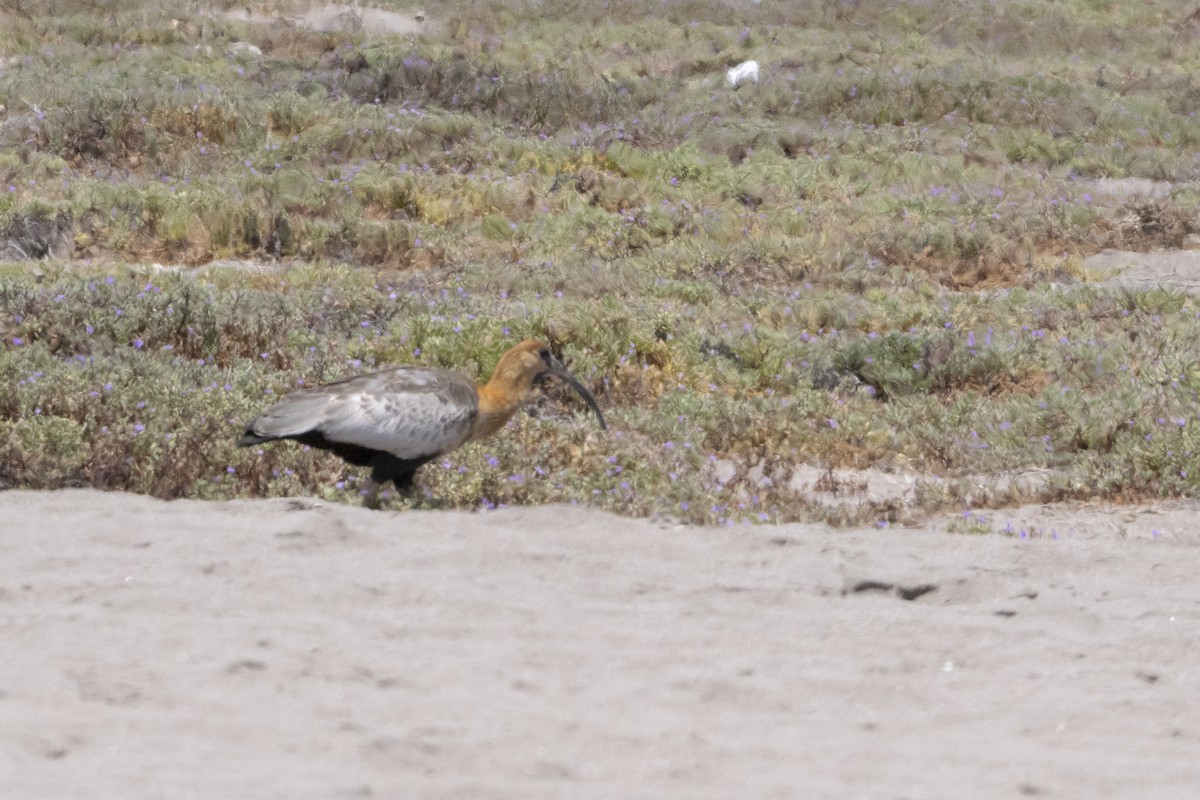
(468, 340), (560, 441)
(472, 382), (531, 440)
(470, 355), (541, 441)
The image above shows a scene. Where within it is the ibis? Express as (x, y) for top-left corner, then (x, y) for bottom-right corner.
(238, 340), (606, 508)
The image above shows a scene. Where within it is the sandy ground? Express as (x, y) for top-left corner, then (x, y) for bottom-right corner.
(2, 491), (1198, 799)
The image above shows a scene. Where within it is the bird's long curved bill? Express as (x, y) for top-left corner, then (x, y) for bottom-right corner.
(550, 364), (607, 430)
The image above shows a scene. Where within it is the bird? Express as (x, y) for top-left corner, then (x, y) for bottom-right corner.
(238, 340), (606, 508)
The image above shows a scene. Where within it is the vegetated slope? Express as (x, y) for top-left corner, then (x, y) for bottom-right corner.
(3, 0), (1200, 522)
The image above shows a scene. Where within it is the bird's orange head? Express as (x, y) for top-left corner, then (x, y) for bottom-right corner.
(489, 339), (556, 389)
(475, 340), (606, 435)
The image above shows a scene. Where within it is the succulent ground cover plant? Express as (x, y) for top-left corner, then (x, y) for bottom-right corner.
(3, 0), (1200, 524)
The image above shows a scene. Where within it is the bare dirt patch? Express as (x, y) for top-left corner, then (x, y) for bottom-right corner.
(1083, 249), (1200, 293)
(1085, 177), (1177, 201)
(785, 463), (1058, 513)
(218, 3), (429, 36)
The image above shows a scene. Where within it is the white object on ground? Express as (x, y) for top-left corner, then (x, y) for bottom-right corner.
(226, 42), (263, 58)
(726, 60), (759, 88)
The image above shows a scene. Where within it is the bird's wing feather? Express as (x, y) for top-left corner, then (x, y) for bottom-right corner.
(248, 366), (478, 460)
(246, 390), (339, 439)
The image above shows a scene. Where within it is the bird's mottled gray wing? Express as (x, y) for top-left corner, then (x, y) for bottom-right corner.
(247, 366), (479, 460)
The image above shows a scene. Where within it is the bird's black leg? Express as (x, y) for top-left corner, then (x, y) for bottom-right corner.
(390, 467), (418, 493)
(361, 478), (383, 510)
(365, 453), (427, 509)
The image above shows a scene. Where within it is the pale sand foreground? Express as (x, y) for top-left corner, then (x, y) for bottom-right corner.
(2, 491), (1198, 799)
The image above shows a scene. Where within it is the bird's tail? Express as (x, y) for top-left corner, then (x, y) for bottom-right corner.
(237, 431), (276, 447)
